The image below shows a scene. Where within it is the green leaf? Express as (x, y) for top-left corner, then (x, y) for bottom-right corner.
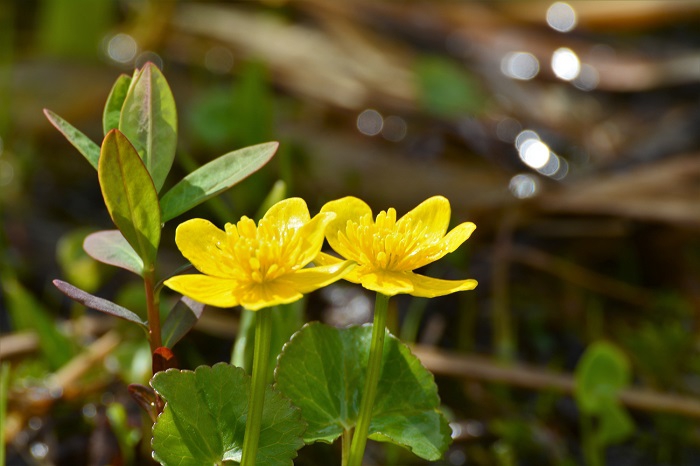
(98, 130), (161, 269)
(415, 56), (484, 118)
(43, 109), (100, 169)
(151, 363), (305, 466)
(275, 322), (451, 461)
(103, 74), (132, 136)
(595, 401), (635, 445)
(4, 274), (75, 370)
(56, 228), (102, 292)
(83, 230), (144, 276)
(161, 297), (205, 349)
(53, 279), (147, 328)
(160, 142), (278, 223)
(119, 62), (177, 192)
(574, 341), (631, 414)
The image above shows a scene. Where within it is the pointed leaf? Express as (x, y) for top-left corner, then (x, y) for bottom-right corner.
(5, 274), (76, 370)
(53, 279), (147, 327)
(103, 74), (132, 136)
(119, 62), (177, 192)
(276, 322), (451, 461)
(151, 363), (305, 466)
(161, 297), (205, 349)
(43, 109), (100, 169)
(98, 130), (161, 269)
(160, 142), (278, 222)
(83, 230), (144, 276)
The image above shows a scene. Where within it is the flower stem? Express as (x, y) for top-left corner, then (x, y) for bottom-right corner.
(144, 268), (162, 358)
(347, 293), (390, 466)
(241, 306), (273, 466)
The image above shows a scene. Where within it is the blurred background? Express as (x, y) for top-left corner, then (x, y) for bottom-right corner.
(4, 0), (700, 465)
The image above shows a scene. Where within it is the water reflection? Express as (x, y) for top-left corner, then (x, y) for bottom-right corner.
(357, 109), (383, 136)
(501, 51), (540, 80)
(552, 47), (581, 81)
(546, 2), (577, 33)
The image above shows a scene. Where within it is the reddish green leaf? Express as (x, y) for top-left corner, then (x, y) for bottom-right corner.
(43, 109), (100, 169)
(160, 142), (278, 222)
(103, 73), (132, 136)
(83, 230), (144, 276)
(119, 62), (177, 192)
(98, 129), (161, 269)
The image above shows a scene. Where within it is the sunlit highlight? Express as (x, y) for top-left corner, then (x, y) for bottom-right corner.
(552, 48), (581, 81)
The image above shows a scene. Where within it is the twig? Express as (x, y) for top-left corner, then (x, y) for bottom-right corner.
(412, 345), (700, 418)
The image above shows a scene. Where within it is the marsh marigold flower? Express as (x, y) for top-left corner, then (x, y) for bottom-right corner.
(316, 196), (477, 297)
(164, 198), (354, 311)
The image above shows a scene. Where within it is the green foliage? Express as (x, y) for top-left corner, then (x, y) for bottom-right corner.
(4, 275), (76, 370)
(415, 56), (484, 118)
(159, 142), (278, 222)
(98, 129), (161, 270)
(43, 109), (101, 169)
(83, 230), (144, 276)
(275, 322), (452, 461)
(103, 74), (132, 136)
(151, 364), (306, 466)
(53, 279), (147, 328)
(575, 341), (635, 464)
(118, 63), (177, 192)
(161, 297), (205, 349)
(56, 228), (102, 293)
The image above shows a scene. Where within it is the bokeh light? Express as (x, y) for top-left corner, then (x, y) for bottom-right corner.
(551, 47), (581, 81)
(106, 33), (138, 64)
(381, 115), (407, 142)
(357, 109), (383, 136)
(546, 2), (577, 33)
(501, 51), (540, 80)
(509, 173), (538, 198)
(205, 45), (235, 74)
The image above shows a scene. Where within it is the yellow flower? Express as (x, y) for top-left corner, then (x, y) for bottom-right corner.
(164, 198), (354, 311)
(316, 196), (477, 297)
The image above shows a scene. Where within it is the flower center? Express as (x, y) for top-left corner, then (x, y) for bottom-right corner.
(220, 216), (302, 285)
(339, 208), (429, 272)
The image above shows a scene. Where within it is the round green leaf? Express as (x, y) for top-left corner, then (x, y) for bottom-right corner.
(151, 363), (305, 466)
(575, 341), (631, 414)
(98, 130), (161, 269)
(275, 322), (451, 461)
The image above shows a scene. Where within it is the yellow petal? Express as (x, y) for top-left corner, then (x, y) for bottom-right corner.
(413, 221), (477, 269)
(175, 219), (232, 277)
(321, 196), (372, 262)
(358, 270), (415, 296)
(397, 196), (451, 245)
(294, 212), (336, 267)
(263, 197), (311, 233)
(314, 252), (364, 284)
(277, 260), (356, 293)
(239, 282), (303, 311)
(405, 272), (477, 298)
(164, 274), (239, 307)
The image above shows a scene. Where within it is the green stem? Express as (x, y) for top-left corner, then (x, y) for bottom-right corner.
(144, 268), (162, 358)
(347, 293), (390, 466)
(341, 429), (352, 466)
(241, 307), (273, 466)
